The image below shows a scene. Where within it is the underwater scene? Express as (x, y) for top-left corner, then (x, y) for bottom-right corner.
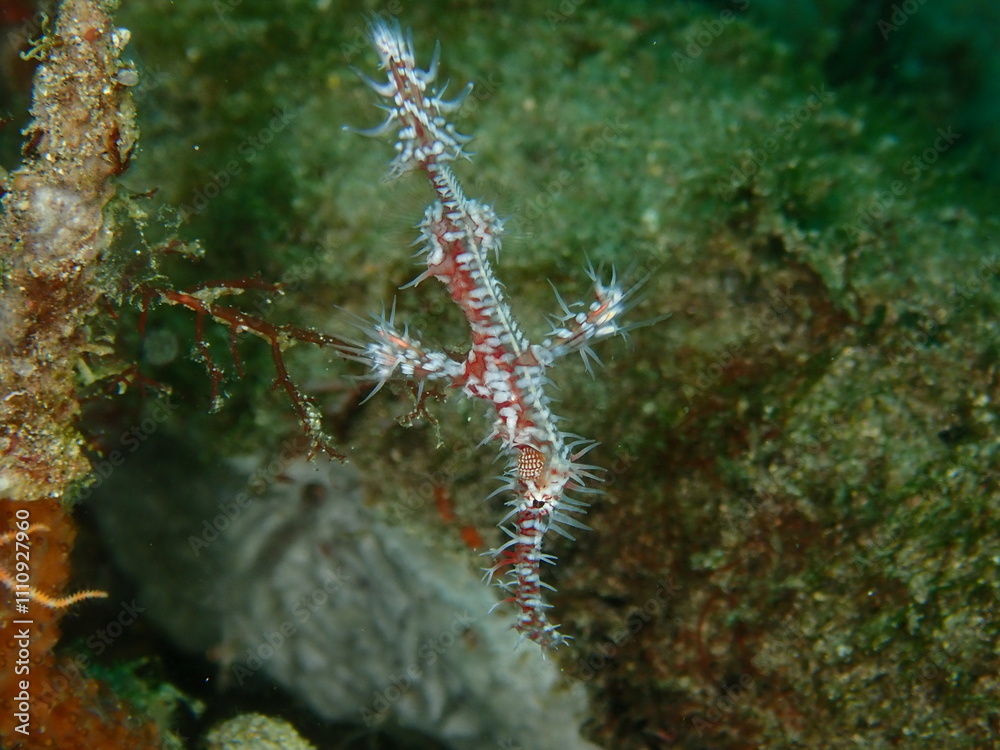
(0, 0), (997, 748)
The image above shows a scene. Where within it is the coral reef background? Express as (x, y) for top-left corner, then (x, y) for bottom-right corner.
(0, 1), (160, 746)
(2, 0), (997, 748)
(90, 446), (600, 749)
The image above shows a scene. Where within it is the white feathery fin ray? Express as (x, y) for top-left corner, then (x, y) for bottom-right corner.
(344, 18), (655, 650)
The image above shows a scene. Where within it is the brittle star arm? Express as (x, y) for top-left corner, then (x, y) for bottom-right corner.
(0, 525), (108, 609)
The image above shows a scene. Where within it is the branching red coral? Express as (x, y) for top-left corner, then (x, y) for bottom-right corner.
(144, 278), (350, 460)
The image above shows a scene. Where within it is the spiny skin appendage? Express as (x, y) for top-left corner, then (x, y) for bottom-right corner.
(350, 18), (633, 648)
(355, 19), (472, 179)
